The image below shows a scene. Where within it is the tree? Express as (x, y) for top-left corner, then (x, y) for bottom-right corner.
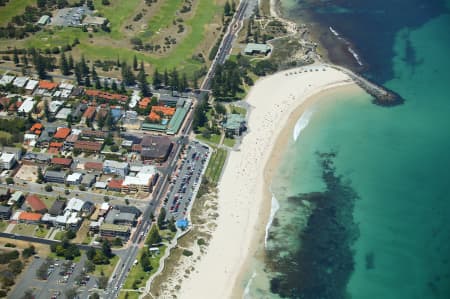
(36, 261), (49, 280)
(45, 185), (53, 192)
(97, 275), (108, 289)
(60, 52), (70, 75)
(68, 54), (74, 69)
(5, 177), (14, 185)
(37, 167), (44, 184)
(65, 288), (77, 299)
(170, 68), (179, 91)
(74, 63), (83, 85)
(86, 247), (96, 260)
(163, 69), (169, 86)
(80, 55), (89, 77)
(13, 47), (19, 65)
(90, 293), (100, 299)
(147, 225), (162, 246)
(85, 260), (95, 273)
(215, 102), (226, 115)
(140, 251), (152, 272)
(168, 216), (177, 232)
(181, 72), (188, 92)
(133, 55), (138, 70)
(111, 80), (118, 91)
(192, 101), (208, 131)
(8, 260), (23, 274)
(153, 69), (162, 88)
(21, 290), (34, 299)
(22, 245), (35, 258)
(102, 240), (113, 258)
(224, 1), (231, 16)
(157, 207), (166, 229)
(113, 237), (122, 247)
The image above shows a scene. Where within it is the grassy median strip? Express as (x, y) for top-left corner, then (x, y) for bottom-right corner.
(205, 147), (227, 184)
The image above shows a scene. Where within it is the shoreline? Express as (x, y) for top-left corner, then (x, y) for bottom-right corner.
(177, 64), (365, 298)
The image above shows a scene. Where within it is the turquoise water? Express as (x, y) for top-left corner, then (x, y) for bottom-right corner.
(246, 1), (450, 298)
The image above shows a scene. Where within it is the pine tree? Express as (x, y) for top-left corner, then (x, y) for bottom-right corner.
(13, 47), (19, 65)
(68, 55), (74, 70)
(137, 66), (150, 97)
(111, 80), (118, 91)
(224, 1), (231, 16)
(60, 52), (70, 75)
(133, 55), (138, 71)
(74, 63), (82, 85)
(170, 68), (179, 91)
(157, 208), (166, 229)
(35, 54), (47, 79)
(21, 55), (28, 67)
(91, 65), (98, 80)
(95, 77), (102, 89)
(153, 69), (162, 88)
(85, 75), (91, 87)
(181, 72), (188, 92)
(80, 55), (89, 77)
(163, 69), (169, 87)
(103, 79), (109, 90)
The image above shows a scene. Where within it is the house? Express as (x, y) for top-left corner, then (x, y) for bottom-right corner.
(114, 205), (142, 218)
(38, 15), (51, 26)
(94, 181), (107, 189)
(0, 153), (16, 170)
(122, 165), (158, 193)
(223, 113), (246, 136)
(55, 108), (72, 120)
(81, 129), (107, 141)
(38, 80), (58, 92)
(19, 212), (42, 223)
(49, 142), (63, 153)
(64, 133), (79, 148)
(84, 162), (103, 172)
(30, 123), (44, 136)
(104, 209), (137, 226)
(49, 100), (64, 115)
(0, 206), (11, 220)
(65, 197), (94, 216)
(51, 157), (72, 168)
(18, 97), (35, 114)
(129, 91), (140, 109)
(25, 79), (39, 94)
(26, 194), (47, 213)
(140, 135), (173, 162)
(54, 127), (71, 140)
(49, 200), (66, 216)
(7, 191), (24, 206)
(108, 179), (123, 192)
(85, 90), (128, 103)
(71, 103), (87, 121)
(82, 16), (107, 26)
(81, 173), (96, 187)
(244, 43), (271, 55)
(0, 74), (15, 86)
(12, 76), (29, 88)
(44, 170), (66, 183)
(2, 147), (22, 161)
(89, 217), (104, 232)
(99, 223), (130, 240)
(82, 106), (96, 123)
(103, 160), (129, 177)
(98, 202), (111, 217)
(66, 173), (83, 185)
(74, 140), (103, 153)
(139, 97), (151, 109)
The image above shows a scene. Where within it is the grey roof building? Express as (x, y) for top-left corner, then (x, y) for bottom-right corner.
(244, 43), (271, 55)
(0, 205), (12, 220)
(105, 209), (137, 226)
(44, 170), (67, 183)
(49, 200), (66, 216)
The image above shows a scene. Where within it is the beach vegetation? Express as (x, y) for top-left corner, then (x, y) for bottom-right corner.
(205, 148), (227, 184)
(182, 249), (193, 257)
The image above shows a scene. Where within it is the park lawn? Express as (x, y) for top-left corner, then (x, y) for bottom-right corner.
(0, 221), (8, 232)
(229, 104), (247, 116)
(93, 255), (119, 279)
(146, 0), (183, 34)
(11, 223), (38, 236)
(195, 133), (221, 145)
(205, 147), (227, 184)
(34, 226), (49, 238)
(54, 230), (65, 240)
(123, 245), (166, 289)
(0, 0), (35, 26)
(223, 137), (236, 148)
(93, 0), (141, 39)
(118, 291), (140, 299)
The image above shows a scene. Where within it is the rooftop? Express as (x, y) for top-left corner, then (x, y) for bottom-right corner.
(51, 157), (72, 166)
(18, 97), (35, 114)
(19, 212), (43, 221)
(244, 43), (271, 54)
(39, 80), (58, 90)
(100, 223), (130, 233)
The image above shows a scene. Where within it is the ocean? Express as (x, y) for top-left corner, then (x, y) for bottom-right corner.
(244, 0), (450, 298)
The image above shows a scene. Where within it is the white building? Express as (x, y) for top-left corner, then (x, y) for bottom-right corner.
(55, 107), (72, 120)
(49, 100), (64, 114)
(0, 153), (16, 170)
(122, 165), (158, 193)
(65, 197), (85, 213)
(18, 97), (35, 114)
(129, 90), (140, 109)
(12, 77), (29, 88)
(103, 160), (130, 177)
(66, 173), (83, 185)
(0, 75), (15, 86)
(25, 80), (39, 93)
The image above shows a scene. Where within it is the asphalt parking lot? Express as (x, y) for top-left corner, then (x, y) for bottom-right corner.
(52, 7), (91, 27)
(10, 254), (98, 299)
(164, 141), (210, 221)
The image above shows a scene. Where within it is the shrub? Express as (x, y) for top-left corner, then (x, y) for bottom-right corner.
(182, 250), (193, 257)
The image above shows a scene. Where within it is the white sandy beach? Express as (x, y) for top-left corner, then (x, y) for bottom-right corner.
(178, 64), (358, 299)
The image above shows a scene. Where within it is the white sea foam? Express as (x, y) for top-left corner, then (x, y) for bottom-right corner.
(348, 47), (364, 66)
(329, 26), (340, 37)
(265, 194), (280, 248)
(242, 271), (257, 299)
(293, 109), (314, 141)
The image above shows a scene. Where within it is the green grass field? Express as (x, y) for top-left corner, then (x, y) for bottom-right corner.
(11, 223), (37, 236)
(223, 137), (236, 148)
(229, 104), (247, 116)
(205, 147), (227, 184)
(93, 255), (119, 278)
(118, 291), (140, 299)
(94, 0), (142, 38)
(146, 0), (182, 35)
(123, 245), (167, 289)
(195, 133), (221, 145)
(0, 221), (8, 232)
(0, 0), (35, 26)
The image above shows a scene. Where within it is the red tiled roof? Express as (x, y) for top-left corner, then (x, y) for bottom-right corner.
(74, 140), (103, 151)
(30, 123), (43, 131)
(49, 142), (63, 148)
(85, 89), (128, 102)
(26, 195), (47, 212)
(108, 179), (123, 189)
(19, 212), (43, 221)
(51, 157), (72, 166)
(39, 80), (58, 90)
(83, 106), (96, 119)
(139, 97), (151, 109)
(84, 162), (103, 171)
(54, 128), (71, 139)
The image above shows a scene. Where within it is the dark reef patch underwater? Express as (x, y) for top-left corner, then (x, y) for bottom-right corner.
(267, 152), (359, 299)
